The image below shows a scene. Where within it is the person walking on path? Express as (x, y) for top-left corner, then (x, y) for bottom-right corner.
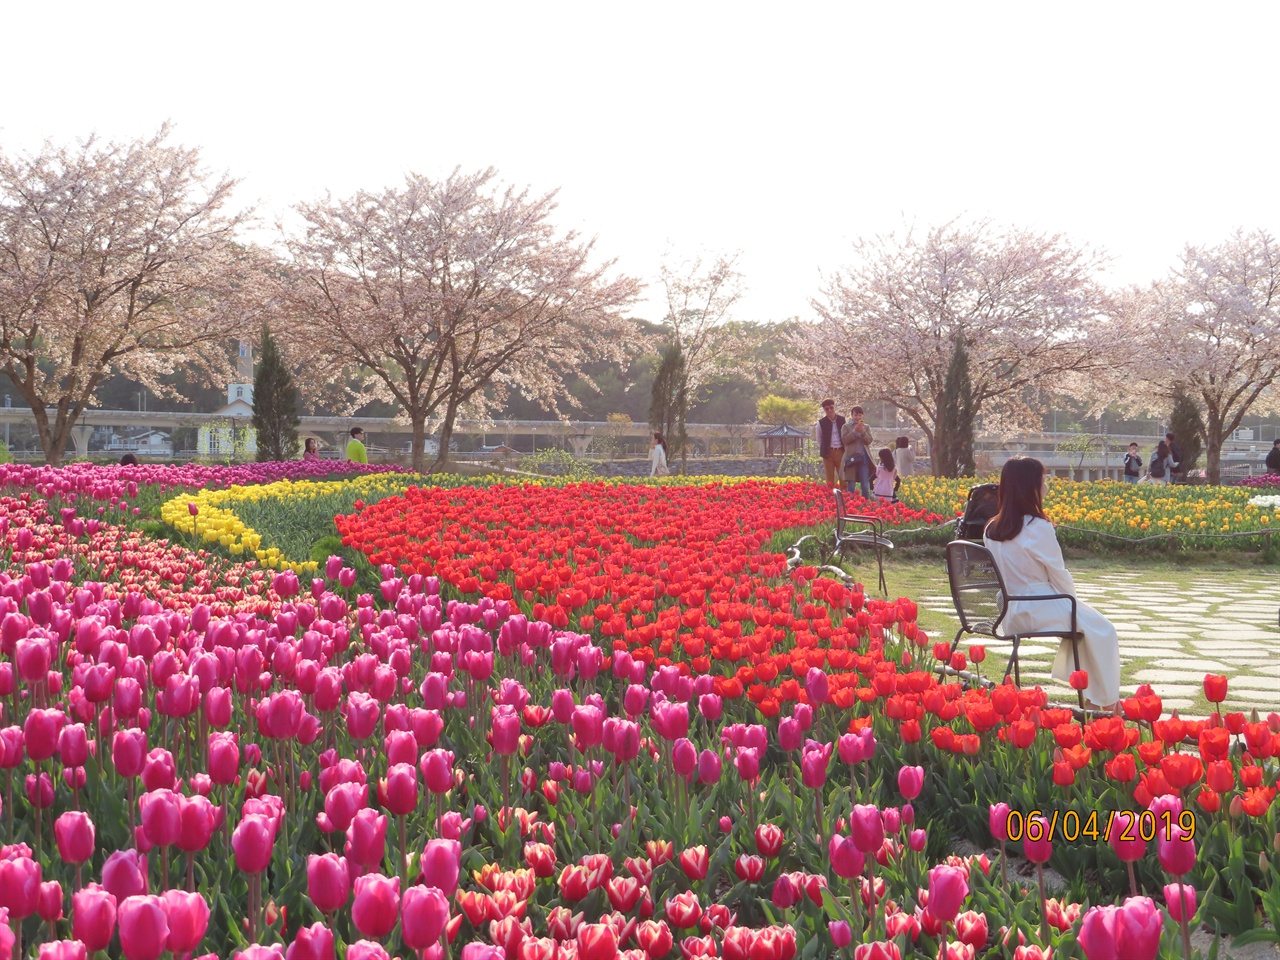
(1266, 438), (1280, 475)
(984, 456), (1121, 711)
(841, 406), (875, 499)
(649, 432), (670, 477)
(346, 427), (368, 464)
(1166, 432), (1184, 483)
(1122, 442), (1143, 483)
(894, 436), (915, 478)
(815, 399), (846, 490)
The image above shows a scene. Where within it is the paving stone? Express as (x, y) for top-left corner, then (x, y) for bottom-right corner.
(1133, 669), (1222, 683)
(1225, 674), (1280, 690)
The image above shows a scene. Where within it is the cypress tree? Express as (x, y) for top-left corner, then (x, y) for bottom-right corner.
(1169, 385), (1205, 480)
(251, 324), (300, 461)
(936, 336), (976, 478)
(648, 342), (688, 472)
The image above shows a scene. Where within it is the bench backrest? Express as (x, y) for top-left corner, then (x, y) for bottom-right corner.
(945, 539), (1008, 635)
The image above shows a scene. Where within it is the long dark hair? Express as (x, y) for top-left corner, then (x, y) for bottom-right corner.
(878, 448), (895, 471)
(1156, 440), (1170, 460)
(305, 438), (317, 453)
(985, 457), (1049, 542)
(653, 432), (667, 453)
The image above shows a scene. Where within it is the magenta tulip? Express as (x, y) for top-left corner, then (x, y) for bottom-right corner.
(287, 922), (336, 960)
(1023, 815), (1053, 864)
(307, 853), (350, 914)
(420, 838), (461, 897)
(37, 941), (87, 960)
(926, 864), (969, 922)
(1108, 811), (1147, 863)
(1164, 883), (1197, 923)
(1157, 822), (1196, 877)
(897, 765), (924, 800)
(351, 873), (400, 939)
(118, 894), (169, 960)
(849, 803), (885, 853)
(55, 810), (95, 864)
(101, 850), (148, 902)
(232, 814), (276, 874)
(72, 884), (118, 951)
(162, 890), (210, 954)
(401, 884), (451, 949)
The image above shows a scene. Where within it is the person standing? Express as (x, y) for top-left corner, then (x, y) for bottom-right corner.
(1146, 440), (1174, 484)
(1267, 438), (1280, 475)
(894, 436), (916, 478)
(346, 427), (368, 464)
(841, 406), (875, 499)
(815, 399), (846, 490)
(1122, 442), (1143, 483)
(649, 432), (670, 477)
(872, 447), (898, 501)
(303, 438), (320, 462)
(1166, 432), (1184, 483)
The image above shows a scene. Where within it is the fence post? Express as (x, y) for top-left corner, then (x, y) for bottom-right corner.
(1167, 534), (1176, 556)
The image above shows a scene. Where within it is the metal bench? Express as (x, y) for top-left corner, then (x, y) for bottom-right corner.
(944, 539), (1085, 710)
(833, 489), (893, 595)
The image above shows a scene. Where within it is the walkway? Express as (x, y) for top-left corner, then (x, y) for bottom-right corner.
(918, 571), (1280, 715)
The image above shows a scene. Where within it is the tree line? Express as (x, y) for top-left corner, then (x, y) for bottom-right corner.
(1, 128), (1276, 480)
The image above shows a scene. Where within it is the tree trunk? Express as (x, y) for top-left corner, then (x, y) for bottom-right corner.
(1204, 417), (1225, 486)
(410, 415), (427, 473)
(430, 399), (459, 473)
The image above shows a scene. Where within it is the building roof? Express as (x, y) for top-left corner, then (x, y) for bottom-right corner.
(211, 399), (255, 418)
(756, 424), (808, 438)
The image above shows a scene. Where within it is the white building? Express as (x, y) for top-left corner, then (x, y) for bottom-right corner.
(197, 342), (258, 457)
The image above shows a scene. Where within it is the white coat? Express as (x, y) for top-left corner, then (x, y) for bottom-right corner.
(984, 516), (1121, 707)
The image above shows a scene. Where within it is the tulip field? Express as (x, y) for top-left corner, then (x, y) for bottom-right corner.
(0, 463), (1276, 960)
(897, 477), (1280, 549)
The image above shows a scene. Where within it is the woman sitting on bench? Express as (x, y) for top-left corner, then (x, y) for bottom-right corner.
(983, 457), (1121, 712)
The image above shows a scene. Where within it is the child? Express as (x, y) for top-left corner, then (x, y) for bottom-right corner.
(894, 436), (915, 477)
(873, 447), (898, 501)
(1122, 442), (1142, 483)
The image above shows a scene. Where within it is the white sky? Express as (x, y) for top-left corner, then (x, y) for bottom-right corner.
(2, 0), (1277, 324)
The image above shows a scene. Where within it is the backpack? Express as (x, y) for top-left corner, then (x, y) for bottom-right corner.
(1149, 453), (1166, 479)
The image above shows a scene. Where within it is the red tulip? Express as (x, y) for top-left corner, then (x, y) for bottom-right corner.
(351, 873), (400, 939)
(1203, 675), (1227, 704)
(576, 922), (618, 960)
(118, 894), (170, 960)
(679, 845), (708, 881)
(755, 824), (784, 858)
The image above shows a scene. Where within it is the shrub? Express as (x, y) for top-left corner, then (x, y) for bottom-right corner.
(777, 450), (823, 478)
(519, 449), (598, 479)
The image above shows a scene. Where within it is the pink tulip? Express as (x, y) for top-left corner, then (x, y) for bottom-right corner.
(490, 709), (521, 756)
(139, 789), (182, 848)
(1078, 896), (1162, 960)
(118, 894), (169, 960)
(38, 880), (64, 923)
(1108, 811), (1147, 863)
(72, 884), (118, 951)
(287, 922), (336, 960)
(232, 814), (276, 874)
(351, 873), (400, 939)
(58, 723), (90, 767)
(345, 808), (387, 871)
(420, 838), (461, 897)
(37, 941), (87, 960)
(0, 855), (41, 919)
(382, 763), (418, 816)
(401, 884), (451, 949)
(307, 853), (350, 914)
(926, 864), (969, 922)
(101, 850), (148, 902)
(1158, 822), (1196, 877)
(1023, 815), (1052, 864)
(24, 708), (65, 761)
(804, 667), (829, 705)
(419, 749), (455, 794)
(55, 810), (95, 864)
(1164, 883), (1197, 923)
(176, 795), (218, 853)
(897, 765), (924, 800)
(346, 944), (391, 960)
(850, 804), (885, 853)
(162, 890), (210, 954)
(988, 802), (1010, 842)
(828, 834), (865, 879)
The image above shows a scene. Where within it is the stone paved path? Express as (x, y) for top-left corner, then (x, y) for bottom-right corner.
(918, 571), (1280, 715)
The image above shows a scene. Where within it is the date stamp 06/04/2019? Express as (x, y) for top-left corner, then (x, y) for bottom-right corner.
(1001, 808), (1197, 845)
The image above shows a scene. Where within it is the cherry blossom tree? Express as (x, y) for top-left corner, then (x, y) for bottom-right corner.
(789, 219), (1115, 474)
(0, 126), (260, 465)
(1117, 229), (1280, 484)
(658, 251), (746, 394)
(279, 169), (641, 471)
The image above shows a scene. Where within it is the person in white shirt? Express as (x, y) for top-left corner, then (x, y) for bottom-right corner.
(983, 457), (1121, 711)
(649, 432), (670, 477)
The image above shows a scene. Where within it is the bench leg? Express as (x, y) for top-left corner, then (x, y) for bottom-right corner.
(875, 544), (887, 596)
(1071, 636), (1085, 712)
(1003, 635), (1022, 687)
(948, 627), (965, 660)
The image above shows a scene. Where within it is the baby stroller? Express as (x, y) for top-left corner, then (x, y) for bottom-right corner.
(956, 483), (999, 541)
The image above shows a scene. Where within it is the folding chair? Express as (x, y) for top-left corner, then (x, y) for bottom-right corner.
(944, 539), (1085, 710)
(833, 489), (893, 596)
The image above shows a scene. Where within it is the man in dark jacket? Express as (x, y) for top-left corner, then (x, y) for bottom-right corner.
(815, 399), (846, 490)
(1266, 438), (1280, 474)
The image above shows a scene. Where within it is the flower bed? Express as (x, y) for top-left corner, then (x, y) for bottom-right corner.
(899, 476), (1280, 545)
(0, 467), (1272, 959)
